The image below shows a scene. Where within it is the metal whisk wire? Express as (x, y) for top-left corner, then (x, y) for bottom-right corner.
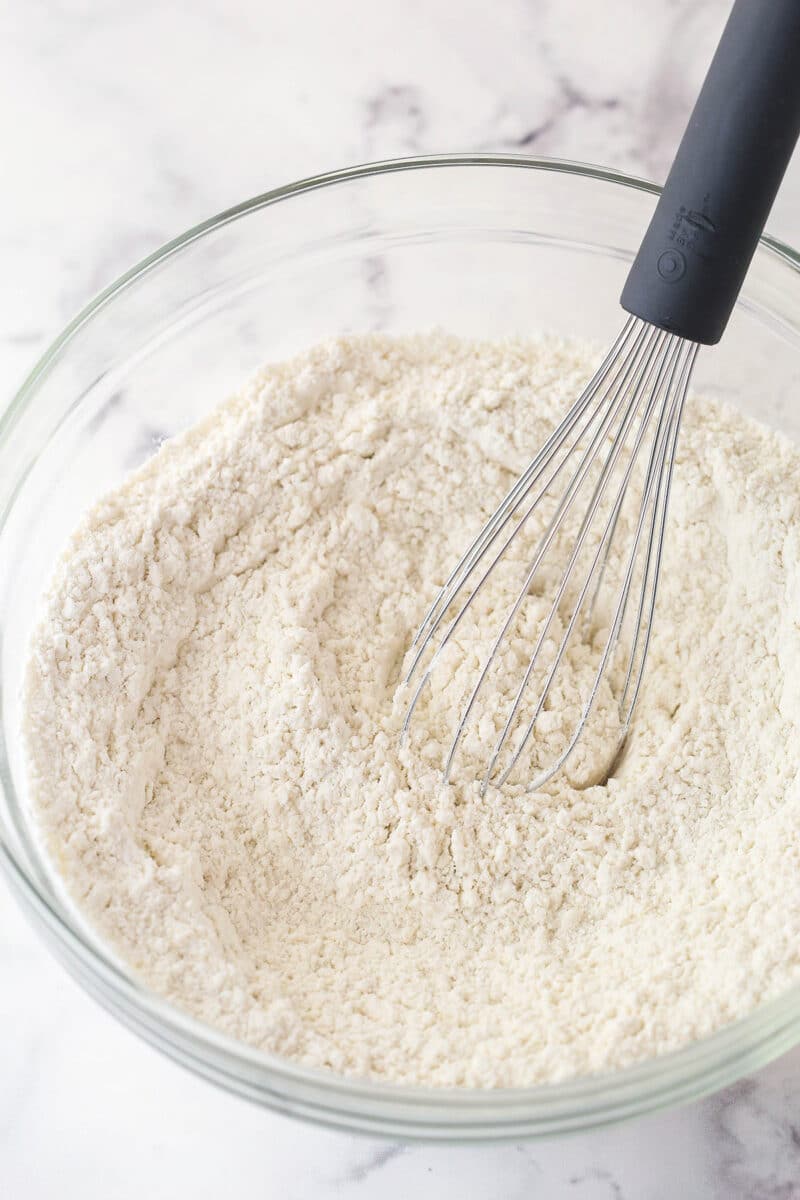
(402, 317), (699, 792)
(486, 335), (697, 792)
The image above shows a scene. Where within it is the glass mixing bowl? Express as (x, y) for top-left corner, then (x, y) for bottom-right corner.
(2, 156), (800, 1141)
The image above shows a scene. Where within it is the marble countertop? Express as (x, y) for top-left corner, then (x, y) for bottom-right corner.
(3, 1), (800, 1195)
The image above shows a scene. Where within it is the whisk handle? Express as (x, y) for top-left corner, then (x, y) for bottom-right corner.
(621, 0), (800, 345)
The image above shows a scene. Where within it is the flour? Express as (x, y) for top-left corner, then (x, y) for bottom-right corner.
(23, 332), (800, 1087)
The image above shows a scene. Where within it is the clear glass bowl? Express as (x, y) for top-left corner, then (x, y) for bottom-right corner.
(2, 155), (800, 1141)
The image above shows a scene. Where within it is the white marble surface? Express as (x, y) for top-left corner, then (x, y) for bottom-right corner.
(3, 1), (800, 1195)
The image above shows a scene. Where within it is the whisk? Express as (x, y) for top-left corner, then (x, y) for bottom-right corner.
(404, 0), (800, 793)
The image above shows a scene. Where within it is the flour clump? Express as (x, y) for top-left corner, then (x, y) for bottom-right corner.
(23, 332), (800, 1087)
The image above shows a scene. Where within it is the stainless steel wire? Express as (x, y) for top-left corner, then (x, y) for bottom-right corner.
(403, 316), (699, 792)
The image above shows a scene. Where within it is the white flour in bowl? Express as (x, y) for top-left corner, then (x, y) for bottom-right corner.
(23, 332), (800, 1087)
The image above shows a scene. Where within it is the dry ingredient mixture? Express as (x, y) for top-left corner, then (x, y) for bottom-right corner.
(23, 332), (800, 1087)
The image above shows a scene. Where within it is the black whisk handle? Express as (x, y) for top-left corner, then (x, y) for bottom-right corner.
(621, 0), (800, 345)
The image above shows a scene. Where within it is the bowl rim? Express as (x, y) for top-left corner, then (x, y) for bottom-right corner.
(2, 152), (800, 1139)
